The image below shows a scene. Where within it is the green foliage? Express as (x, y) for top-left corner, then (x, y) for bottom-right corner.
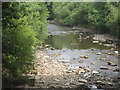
(45, 2), (55, 20)
(53, 2), (119, 38)
(2, 2), (48, 78)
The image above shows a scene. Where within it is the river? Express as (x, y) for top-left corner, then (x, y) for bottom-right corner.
(45, 23), (119, 78)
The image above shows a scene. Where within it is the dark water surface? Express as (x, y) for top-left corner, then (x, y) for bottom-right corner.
(45, 24), (119, 77)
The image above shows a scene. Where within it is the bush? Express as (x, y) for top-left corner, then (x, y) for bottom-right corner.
(2, 2), (48, 78)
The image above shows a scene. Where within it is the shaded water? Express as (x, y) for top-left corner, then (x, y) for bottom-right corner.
(46, 24), (110, 50)
(45, 24), (119, 77)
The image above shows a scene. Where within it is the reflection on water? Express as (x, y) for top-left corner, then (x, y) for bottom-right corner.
(46, 24), (110, 50)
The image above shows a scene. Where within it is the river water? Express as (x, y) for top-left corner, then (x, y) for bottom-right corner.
(45, 23), (119, 78)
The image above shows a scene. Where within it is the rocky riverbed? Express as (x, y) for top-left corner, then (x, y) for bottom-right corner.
(26, 23), (120, 89)
(26, 48), (120, 89)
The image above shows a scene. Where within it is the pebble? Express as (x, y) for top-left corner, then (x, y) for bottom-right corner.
(45, 45), (50, 47)
(100, 58), (107, 61)
(107, 61), (117, 66)
(80, 56), (88, 59)
(91, 62), (95, 65)
(84, 68), (91, 72)
(61, 60), (70, 63)
(78, 68), (86, 74)
(44, 56), (49, 58)
(54, 79), (59, 82)
(100, 66), (109, 70)
(37, 72), (41, 76)
(108, 53), (112, 55)
(96, 52), (102, 55)
(66, 70), (73, 73)
(92, 70), (99, 74)
(114, 51), (119, 54)
(91, 85), (97, 88)
(93, 41), (99, 44)
(78, 79), (87, 83)
(104, 44), (114, 47)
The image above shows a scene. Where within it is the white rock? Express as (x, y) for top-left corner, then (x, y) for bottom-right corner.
(96, 52), (102, 55)
(93, 41), (99, 44)
(100, 66), (109, 70)
(92, 70), (99, 74)
(91, 85), (97, 88)
(114, 51), (119, 54)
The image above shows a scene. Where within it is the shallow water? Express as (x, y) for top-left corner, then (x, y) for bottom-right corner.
(45, 24), (119, 77)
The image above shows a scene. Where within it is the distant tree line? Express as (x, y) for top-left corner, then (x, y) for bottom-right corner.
(51, 2), (120, 38)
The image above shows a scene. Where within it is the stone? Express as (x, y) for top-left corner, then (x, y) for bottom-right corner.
(104, 44), (114, 47)
(37, 72), (41, 76)
(107, 61), (117, 66)
(108, 53), (112, 55)
(54, 79), (59, 82)
(38, 81), (44, 84)
(78, 79), (87, 83)
(91, 62), (95, 65)
(78, 68), (86, 74)
(84, 68), (91, 72)
(61, 60), (70, 63)
(93, 41), (99, 44)
(96, 81), (114, 86)
(100, 66), (109, 70)
(45, 45), (50, 47)
(100, 58), (107, 61)
(80, 56), (88, 59)
(51, 47), (55, 50)
(96, 81), (103, 84)
(44, 55), (49, 58)
(91, 85), (97, 88)
(106, 81), (114, 85)
(91, 48), (95, 51)
(92, 70), (99, 74)
(51, 53), (60, 56)
(96, 52), (102, 55)
(66, 70), (73, 73)
(114, 51), (119, 54)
